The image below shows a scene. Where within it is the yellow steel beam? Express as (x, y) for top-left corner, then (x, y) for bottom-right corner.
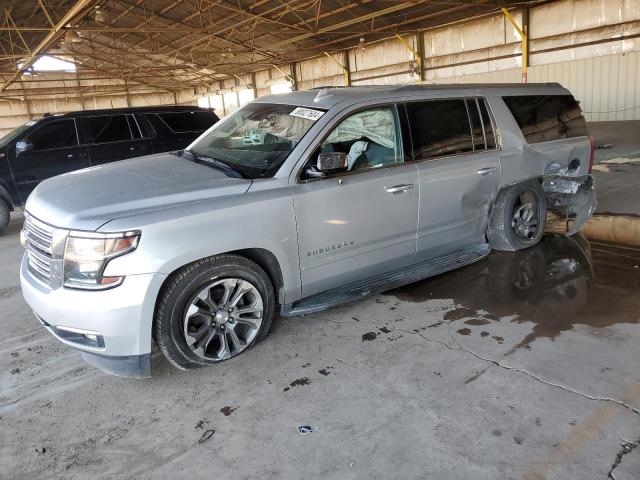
(323, 51), (350, 86)
(501, 7), (528, 83)
(233, 74), (252, 89)
(0, 0), (99, 92)
(395, 34), (422, 82)
(271, 64), (296, 86)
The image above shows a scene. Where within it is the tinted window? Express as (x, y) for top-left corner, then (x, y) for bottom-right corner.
(406, 99), (474, 160)
(27, 119), (78, 150)
(157, 111), (217, 133)
(135, 114), (155, 138)
(479, 98), (496, 149)
(127, 115), (141, 139)
(466, 99), (485, 150)
(502, 94), (587, 143)
(86, 115), (132, 143)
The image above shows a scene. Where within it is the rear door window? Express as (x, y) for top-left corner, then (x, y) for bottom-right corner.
(405, 99), (474, 160)
(86, 114), (132, 143)
(502, 94), (587, 143)
(27, 119), (78, 151)
(156, 111), (217, 133)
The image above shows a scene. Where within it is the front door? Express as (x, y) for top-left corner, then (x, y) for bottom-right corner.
(292, 105), (419, 297)
(9, 118), (90, 204)
(404, 97), (500, 260)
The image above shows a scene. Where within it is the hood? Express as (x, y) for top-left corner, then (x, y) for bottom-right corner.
(26, 152), (252, 231)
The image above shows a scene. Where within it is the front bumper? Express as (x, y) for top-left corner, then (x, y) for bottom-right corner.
(20, 255), (166, 377)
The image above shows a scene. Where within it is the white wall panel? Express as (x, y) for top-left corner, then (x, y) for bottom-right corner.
(426, 51), (640, 122)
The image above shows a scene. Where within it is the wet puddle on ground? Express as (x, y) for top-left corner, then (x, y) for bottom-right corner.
(388, 234), (640, 351)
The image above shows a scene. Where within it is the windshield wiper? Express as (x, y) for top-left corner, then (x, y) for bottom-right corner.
(179, 150), (244, 179)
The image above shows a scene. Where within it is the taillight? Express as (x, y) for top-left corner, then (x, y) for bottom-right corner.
(588, 135), (595, 173)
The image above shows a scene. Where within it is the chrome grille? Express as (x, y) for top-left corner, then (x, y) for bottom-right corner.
(24, 214), (58, 286)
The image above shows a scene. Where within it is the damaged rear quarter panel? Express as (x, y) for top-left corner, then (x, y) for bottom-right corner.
(488, 96), (595, 235)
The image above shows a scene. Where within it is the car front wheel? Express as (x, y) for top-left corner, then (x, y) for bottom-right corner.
(153, 254), (275, 370)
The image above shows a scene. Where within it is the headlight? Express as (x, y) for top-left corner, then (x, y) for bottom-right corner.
(63, 231), (140, 290)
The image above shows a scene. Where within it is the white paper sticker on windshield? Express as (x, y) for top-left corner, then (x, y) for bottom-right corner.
(290, 107), (324, 121)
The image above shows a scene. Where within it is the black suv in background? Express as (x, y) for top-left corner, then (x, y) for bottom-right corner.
(0, 106), (219, 234)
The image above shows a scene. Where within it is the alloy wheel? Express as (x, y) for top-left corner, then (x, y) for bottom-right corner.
(511, 192), (539, 240)
(183, 278), (264, 361)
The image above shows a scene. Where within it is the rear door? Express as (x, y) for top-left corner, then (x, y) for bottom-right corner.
(405, 97), (500, 260)
(291, 104), (419, 297)
(8, 117), (90, 204)
(81, 114), (149, 166)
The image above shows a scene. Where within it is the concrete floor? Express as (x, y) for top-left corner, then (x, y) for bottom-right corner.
(590, 120), (640, 215)
(2, 122), (640, 479)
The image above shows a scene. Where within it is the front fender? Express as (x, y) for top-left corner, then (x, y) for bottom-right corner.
(101, 187), (302, 304)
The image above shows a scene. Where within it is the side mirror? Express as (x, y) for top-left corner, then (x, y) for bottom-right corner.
(317, 152), (348, 172)
(16, 140), (33, 155)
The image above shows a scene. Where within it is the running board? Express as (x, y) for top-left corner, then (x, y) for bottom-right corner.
(282, 243), (490, 316)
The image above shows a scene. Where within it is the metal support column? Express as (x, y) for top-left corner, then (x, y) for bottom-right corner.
(395, 34), (422, 82)
(501, 7), (528, 83)
(416, 31), (426, 82)
(323, 51), (350, 86)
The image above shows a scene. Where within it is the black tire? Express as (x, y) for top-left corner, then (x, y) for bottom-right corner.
(0, 200), (9, 236)
(153, 254), (275, 370)
(487, 181), (547, 251)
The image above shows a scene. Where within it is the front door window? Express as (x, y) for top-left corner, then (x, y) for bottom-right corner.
(315, 106), (403, 174)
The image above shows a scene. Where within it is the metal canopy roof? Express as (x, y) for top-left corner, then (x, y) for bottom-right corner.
(0, 0), (540, 96)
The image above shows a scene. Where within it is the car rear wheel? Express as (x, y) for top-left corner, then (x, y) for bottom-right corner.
(0, 201), (9, 235)
(153, 254), (275, 370)
(488, 181), (547, 251)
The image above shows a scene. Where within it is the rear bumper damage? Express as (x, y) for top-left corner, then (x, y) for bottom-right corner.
(544, 173), (596, 236)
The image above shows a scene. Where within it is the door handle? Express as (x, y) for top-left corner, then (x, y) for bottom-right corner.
(129, 147), (135, 151)
(385, 184), (414, 194)
(67, 154), (74, 159)
(477, 167), (497, 176)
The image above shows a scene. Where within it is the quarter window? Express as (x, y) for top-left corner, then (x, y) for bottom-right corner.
(502, 94), (587, 143)
(405, 99), (474, 161)
(86, 115), (132, 143)
(27, 119), (78, 151)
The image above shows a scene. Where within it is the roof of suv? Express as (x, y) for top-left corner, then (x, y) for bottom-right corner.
(42, 105), (217, 119)
(255, 82), (572, 110)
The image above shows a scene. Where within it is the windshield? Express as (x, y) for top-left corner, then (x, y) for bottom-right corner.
(188, 103), (322, 178)
(0, 121), (36, 147)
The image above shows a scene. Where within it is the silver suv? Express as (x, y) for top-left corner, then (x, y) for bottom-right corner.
(20, 84), (596, 377)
